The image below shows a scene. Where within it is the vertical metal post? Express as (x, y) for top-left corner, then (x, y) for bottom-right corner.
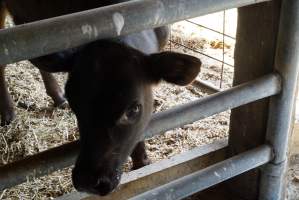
(259, 0), (299, 199)
(227, 1), (281, 199)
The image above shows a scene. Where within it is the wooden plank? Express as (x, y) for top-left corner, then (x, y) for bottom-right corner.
(55, 139), (227, 200)
(227, 1), (282, 199)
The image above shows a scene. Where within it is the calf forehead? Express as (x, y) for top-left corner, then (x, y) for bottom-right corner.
(98, 81), (143, 104)
(100, 64), (143, 82)
(89, 79), (144, 109)
(67, 40), (152, 113)
(86, 85), (148, 129)
(91, 64), (145, 99)
(87, 40), (147, 79)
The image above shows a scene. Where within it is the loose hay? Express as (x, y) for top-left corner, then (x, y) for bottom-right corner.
(1, 9), (297, 200)
(0, 19), (233, 199)
(0, 64), (230, 200)
(0, 61), (78, 199)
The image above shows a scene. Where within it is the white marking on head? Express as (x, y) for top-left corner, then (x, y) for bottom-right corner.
(113, 12), (125, 36)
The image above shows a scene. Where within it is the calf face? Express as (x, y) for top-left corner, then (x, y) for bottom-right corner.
(65, 40), (201, 195)
(2, 0), (200, 196)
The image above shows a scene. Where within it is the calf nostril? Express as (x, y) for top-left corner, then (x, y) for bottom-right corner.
(94, 177), (114, 196)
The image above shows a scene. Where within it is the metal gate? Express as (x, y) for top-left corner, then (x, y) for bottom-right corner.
(0, 0), (297, 199)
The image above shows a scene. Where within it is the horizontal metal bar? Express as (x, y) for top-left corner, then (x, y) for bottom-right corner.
(170, 40), (234, 67)
(55, 140), (228, 200)
(0, 73), (280, 190)
(0, 141), (79, 191)
(145, 73), (281, 138)
(260, 0), (299, 199)
(185, 20), (236, 40)
(130, 145), (273, 200)
(192, 79), (222, 93)
(0, 0), (270, 65)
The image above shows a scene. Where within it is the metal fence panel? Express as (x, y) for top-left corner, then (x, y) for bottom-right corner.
(0, 0), (269, 65)
(0, 73), (280, 190)
(131, 145), (272, 200)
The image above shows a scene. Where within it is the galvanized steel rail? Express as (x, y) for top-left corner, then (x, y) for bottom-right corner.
(0, 141), (79, 191)
(131, 145), (273, 200)
(260, 0), (299, 199)
(146, 73), (281, 138)
(55, 140), (228, 200)
(0, 0), (297, 199)
(0, 0), (270, 65)
(0, 73), (281, 191)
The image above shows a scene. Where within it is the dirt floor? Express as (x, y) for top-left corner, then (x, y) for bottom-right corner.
(0, 9), (298, 200)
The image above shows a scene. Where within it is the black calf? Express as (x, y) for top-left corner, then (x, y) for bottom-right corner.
(1, 0), (202, 195)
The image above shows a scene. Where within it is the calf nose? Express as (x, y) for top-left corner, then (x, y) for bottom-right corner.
(94, 176), (114, 196)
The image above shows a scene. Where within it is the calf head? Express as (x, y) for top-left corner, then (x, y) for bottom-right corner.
(64, 40), (201, 196)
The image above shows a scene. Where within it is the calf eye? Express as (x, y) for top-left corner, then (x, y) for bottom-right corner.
(118, 103), (142, 125)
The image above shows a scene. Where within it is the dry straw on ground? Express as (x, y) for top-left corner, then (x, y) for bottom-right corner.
(0, 18), (233, 199)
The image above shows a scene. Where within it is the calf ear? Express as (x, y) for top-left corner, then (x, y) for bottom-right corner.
(147, 52), (201, 85)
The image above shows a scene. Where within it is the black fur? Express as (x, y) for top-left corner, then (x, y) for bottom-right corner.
(1, 0), (202, 196)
